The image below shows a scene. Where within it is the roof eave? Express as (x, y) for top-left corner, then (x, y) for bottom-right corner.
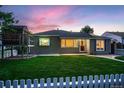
(33, 35), (60, 36)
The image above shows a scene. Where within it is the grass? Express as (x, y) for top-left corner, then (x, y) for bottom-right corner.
(115, 56), (124, 60)
(0, 55), (124, 81)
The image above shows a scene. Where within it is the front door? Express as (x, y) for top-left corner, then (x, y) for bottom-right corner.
(79, 40), (86, 52)
(111, 42), (115, 54)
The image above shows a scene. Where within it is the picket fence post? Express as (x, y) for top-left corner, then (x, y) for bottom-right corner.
(99, 75), (104, 88)
(94, 75), (99, 88)
(26, 79), (32, 88)
(72, 77), (76, 88)
(33, 79), (38, 88)
(20, 79), (25, 88)
(40, 78), (44, 88)
(46, 78), (51, 88)
(120, 74), (124, 88)
(65, 77), (70, 88)
(105, 74), (109, 88)
(115, 74), (120, 88)
(83, 76), (87, 88)
(59, 77), (64, 88)
(89, 75), (93, 88)
(53, 78), (58, 88)
(13, 80), (18, 88)
(5, 80), (11, 88)
(77, 76), (82, 88)
(0, 81), (4, 88)
(110, 74), (114, 88)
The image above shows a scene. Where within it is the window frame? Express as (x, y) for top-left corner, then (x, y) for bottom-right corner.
(39, 38), (50, 47)
(96, 40), (105, 51)
(61, 39), (79, 48)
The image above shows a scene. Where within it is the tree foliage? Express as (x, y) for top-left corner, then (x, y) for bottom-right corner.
(80, 25), (94, 34)
(0, 6), (19, 59)
(0, 7), (19, 32)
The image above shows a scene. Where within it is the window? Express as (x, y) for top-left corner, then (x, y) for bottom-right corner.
(61, 39), (78, 48)
(74, 40), (79, 47)
(96, 40), (105, 51)
(61, 39), (66, 47)
(116, 43), (124, 49)
(39, 38), (50, 46)
(66, 39), (74, 47)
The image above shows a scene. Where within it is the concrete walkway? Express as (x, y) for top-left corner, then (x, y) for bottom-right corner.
(19, 54), (124, 63)
(87, 54), (124, 63)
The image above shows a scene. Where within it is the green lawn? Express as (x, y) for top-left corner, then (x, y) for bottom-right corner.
(0, 55), (124, 81)
(115, 56), (124, 61)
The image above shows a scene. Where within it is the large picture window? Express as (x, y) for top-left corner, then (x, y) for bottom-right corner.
(61, 39), (78, 48)
(96, 40), (105, 51)
(39, 38), (50, 46)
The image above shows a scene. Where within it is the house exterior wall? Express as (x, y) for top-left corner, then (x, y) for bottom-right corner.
(115, 49), (124, 55)
(122, 38), (124, 44)
(30, 36), (60, 54)
(60, 48), (79, 54)
(30, 36), (110, 55)
(89, 39), (111, 55)
(30, 36), (82, 54)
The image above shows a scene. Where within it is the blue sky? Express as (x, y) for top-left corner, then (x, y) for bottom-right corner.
(1, 5), (124, 35)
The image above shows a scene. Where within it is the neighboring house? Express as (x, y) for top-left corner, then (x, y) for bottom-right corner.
(30, 30), (111, 55)
(0, 25), (31, 59)
(102, 32), (124, 55)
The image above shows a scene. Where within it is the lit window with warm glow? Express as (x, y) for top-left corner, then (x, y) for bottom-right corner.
(61, 39), (66, 47)
(39, 38), (50, 46)
(66, 39), (74, 47)
(73, 40), (79, 47)
(61, 39), (78, 48)
(96, 40), (105, 51)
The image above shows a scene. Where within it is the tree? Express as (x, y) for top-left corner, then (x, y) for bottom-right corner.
(80, 25), (94, 34)
(0, 6), (18, 60)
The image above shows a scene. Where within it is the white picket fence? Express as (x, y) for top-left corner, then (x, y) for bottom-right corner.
(0, 49), (18, 59)
(0, 74), (124, 88)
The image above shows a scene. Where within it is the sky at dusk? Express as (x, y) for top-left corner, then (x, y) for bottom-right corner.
(1, 5), (124, 35)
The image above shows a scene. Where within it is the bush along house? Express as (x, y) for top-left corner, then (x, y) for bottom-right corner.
(30, 29), (111, 55)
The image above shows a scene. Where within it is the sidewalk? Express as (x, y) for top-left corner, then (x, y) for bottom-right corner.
(87, 54), (124, 63)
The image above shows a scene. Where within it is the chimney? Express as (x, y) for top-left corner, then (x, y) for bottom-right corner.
(57, 28), (59, 30)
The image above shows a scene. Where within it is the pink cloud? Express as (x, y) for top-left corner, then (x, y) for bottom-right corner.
(24, 6), (72, 33)
(28, 24), (61, 33)
(32, 6), (71, 20)
(62, 18), (78, 25)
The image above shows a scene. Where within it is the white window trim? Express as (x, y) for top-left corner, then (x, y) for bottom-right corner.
(96, 40), (105, 51)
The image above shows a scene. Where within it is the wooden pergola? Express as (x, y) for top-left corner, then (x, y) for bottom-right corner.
(0, 25), (31, 59)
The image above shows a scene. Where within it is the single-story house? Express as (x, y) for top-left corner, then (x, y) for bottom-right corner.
(102, 31), (124, 55)
(30, 30), (111, 55)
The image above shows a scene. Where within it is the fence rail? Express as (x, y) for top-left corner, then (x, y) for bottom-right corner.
(0, 74), (124, 88)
